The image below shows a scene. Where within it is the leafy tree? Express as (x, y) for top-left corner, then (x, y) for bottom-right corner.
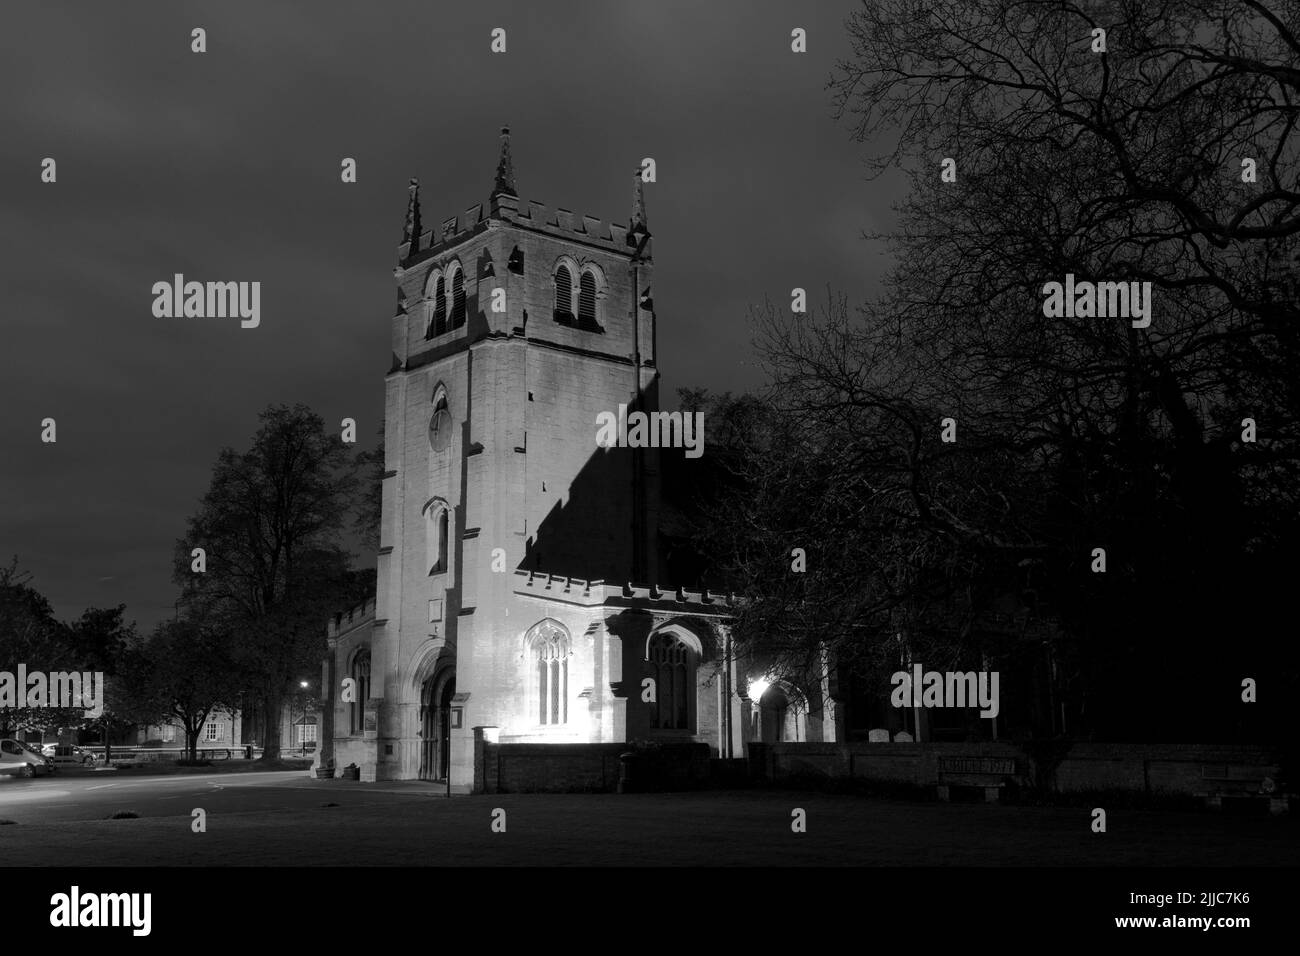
(174, 405), (360, 759)
(92, 640), (163, 761)
(0, 563), (147, 743)
(353, 422), (385, 554)
(66, 605), (134, 677)
(0, 558), (73, 737)
(137, 619), (240, 761)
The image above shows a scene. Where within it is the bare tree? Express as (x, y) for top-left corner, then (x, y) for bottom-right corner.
(678, 3), (1296, 739)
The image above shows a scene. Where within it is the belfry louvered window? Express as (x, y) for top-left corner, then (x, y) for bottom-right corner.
(451, 268), (466, 328)
(554, 265), (574, 322)
(578, 271), (597, 327)
(430, 276), (446, 337)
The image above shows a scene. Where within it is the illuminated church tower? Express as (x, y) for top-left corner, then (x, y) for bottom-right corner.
(321, 130), (798, 792)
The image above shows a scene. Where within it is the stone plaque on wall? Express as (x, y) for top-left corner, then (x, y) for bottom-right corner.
(941, 756), (1016, 776)
(363, 699), (378, 734)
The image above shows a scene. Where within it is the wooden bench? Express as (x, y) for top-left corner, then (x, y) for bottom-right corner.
(1196, 765), (1289, 814)
(936, 756), (1018, 803)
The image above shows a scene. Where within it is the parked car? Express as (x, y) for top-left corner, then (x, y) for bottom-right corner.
(48, 745), (98, 767)
(0, 738), (53, 777)
(23, 742), (55, 773)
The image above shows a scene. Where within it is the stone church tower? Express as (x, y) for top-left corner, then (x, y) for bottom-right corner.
(318, 131), (836, 791)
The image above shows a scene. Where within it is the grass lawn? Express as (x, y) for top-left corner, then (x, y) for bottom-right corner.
(1, 789), (1295, 866)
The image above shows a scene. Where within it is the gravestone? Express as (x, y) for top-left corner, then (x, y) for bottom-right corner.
(893, 731), (913, 743)
(868, 729), (890, 742)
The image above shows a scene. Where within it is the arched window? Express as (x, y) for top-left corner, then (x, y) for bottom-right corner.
(450, 266), (466, 328)
(553, 265), (574, 323)
(350, 648), (371, 735)
(425, 501), (449, 575)
(648, 632), (694, 730)
(578, 270), (598, 327)
(526, 620), (569, 725)
(429, 388), (451, 452)
(437, 509), (448, 570)
(426, 273), (447, 339)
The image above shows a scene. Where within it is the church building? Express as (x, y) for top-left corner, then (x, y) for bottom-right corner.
(317, 130), (840, 791)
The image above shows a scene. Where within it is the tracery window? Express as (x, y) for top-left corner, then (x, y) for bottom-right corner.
(527, 621), (569, 725)
(648, 632), (693, 730)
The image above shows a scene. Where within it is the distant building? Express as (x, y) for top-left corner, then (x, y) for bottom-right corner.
(139, 711), (241, 750)
(141, 703), (319, 754)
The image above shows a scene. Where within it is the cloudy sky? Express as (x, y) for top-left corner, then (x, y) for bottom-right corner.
(0, 0), (900, 634)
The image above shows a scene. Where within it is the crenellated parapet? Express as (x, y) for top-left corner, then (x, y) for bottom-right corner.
(399, 203), (489, 268)
(512, 569), (737, 614)
(397, 127), (640, 272)
(513, 201), (630, 251)
(400, 198), (630, 271)
(327, 597), (376, 638)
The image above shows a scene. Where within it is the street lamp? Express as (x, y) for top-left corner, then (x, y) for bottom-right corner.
(746, 676), (772, 742)
(290, 680), (312, 754)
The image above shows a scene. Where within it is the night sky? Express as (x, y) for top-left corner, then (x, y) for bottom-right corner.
(0, 0), (899, 634)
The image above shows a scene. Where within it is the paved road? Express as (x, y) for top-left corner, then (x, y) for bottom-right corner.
(0, 770), (424, 825)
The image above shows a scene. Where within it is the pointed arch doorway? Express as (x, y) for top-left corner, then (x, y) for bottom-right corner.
(420, 668), (456, 781)
(755, 681), (807, 743)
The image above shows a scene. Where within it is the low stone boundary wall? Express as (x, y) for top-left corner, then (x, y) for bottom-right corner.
(475, 740), (711, 794)
(750, 741), (1283, 797)
(469, 737), (1283, 798)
